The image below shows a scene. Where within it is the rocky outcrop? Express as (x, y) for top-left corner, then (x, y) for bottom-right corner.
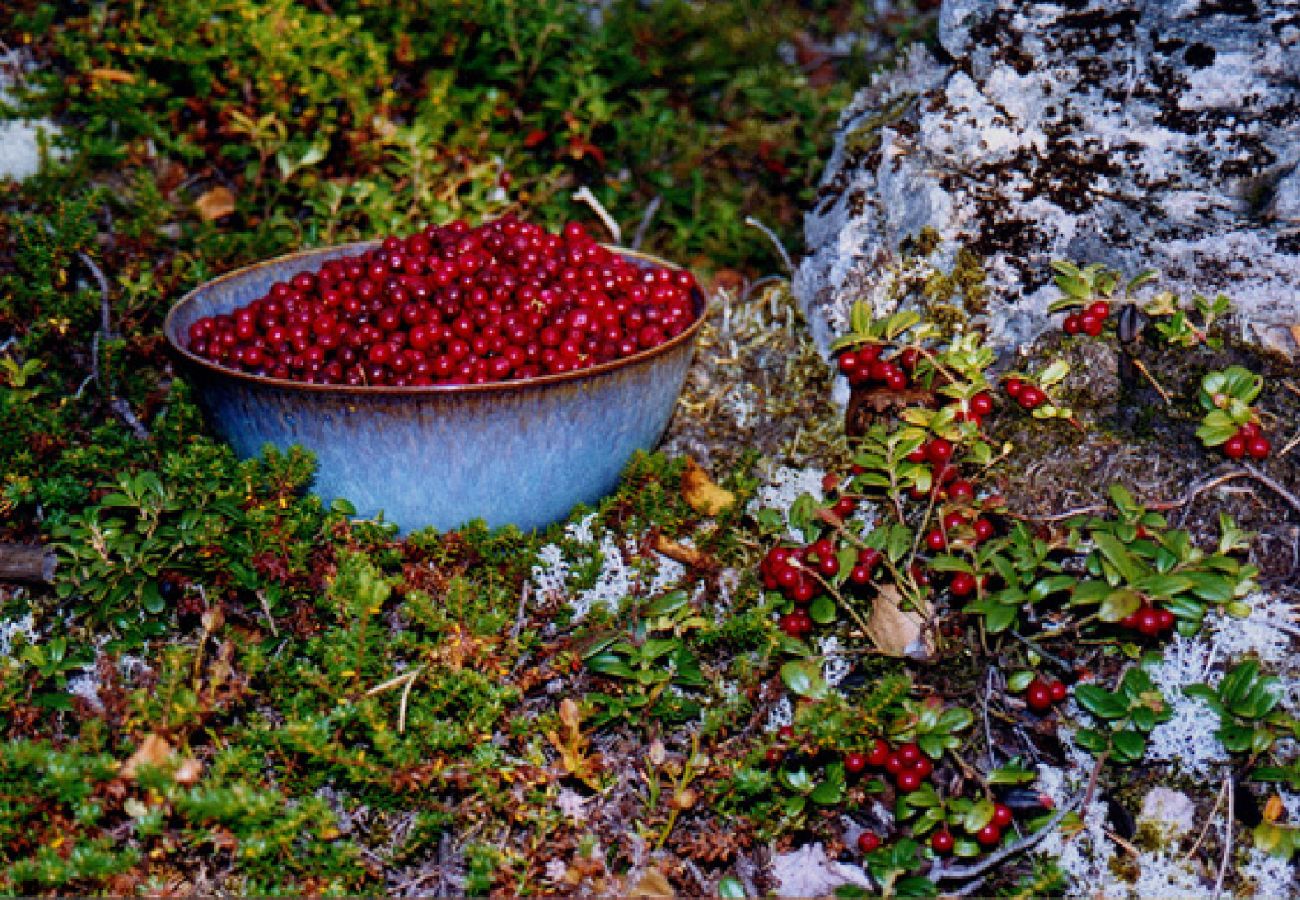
(796, 0), (1300, 357)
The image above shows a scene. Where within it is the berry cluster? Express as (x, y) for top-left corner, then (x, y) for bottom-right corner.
(1221, 422), (1271, 460)
(836, 345), (919, 390)
(185, 217), (699, 386)
(1062, 300), (1110, 337)
(1119, 604), (1176, 638)
(760, 537), (880, 638)
(1024, 676), (1068, 713)
(1002, 377), (1047, 410)
(845, 739), (934, 793)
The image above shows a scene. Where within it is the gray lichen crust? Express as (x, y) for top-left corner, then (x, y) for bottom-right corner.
(796, 0), (1300, 358)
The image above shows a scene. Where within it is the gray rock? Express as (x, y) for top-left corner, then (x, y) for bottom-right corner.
(796, 0), (1300, 359)
(0, 51), (63, 183)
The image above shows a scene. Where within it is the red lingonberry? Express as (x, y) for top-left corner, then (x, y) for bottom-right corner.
(1087, 301), (1110, 319)
(1136, 607), (1163, 637)
(1048, 680), (1068, 703)
(975, 823), (1002, 847)
(950, 572), (977, 596)
(931, 830), (955, 853)
(896, 769), (924, 792)
(948, 480), (975, 501)
(858, 832), (881, 853)
(778, 725), (795, 740)
(1018, 386), (1047, 409)
(866, 738), (890, 768)
(765, 747), (784, 766)
(1063, 314), (1082, 335)
(925, 529), (947, 551)
(992, 803), (1014, 828)
(1247, 436), (1271, 459)
(1155, 608), (1175, 632)
(1026, 680), (1053, 712)
(1004, 378), (1024, 398)
(910, 756), (934, 779)
(1223, 434), (1247, 459)
(845, 752), (868, 774)
(969, 392), (994, 417)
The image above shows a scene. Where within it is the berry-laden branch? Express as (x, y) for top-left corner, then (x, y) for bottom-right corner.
(928, 791), (1081, 883)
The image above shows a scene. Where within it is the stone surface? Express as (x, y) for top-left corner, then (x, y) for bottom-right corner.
(0, 51), (62, 183)
(796, 0), (1300, 358)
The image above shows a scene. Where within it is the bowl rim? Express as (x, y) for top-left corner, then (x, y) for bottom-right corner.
(163, 239), (707, 395)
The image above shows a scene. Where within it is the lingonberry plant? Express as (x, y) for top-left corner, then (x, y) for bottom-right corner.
(1047, 261), (1156, 338)
(1196, 365), (1271, 460)
(185, 216), (699, 385)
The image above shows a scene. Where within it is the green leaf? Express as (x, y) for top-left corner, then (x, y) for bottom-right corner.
(810, 594), (837, 625)
(983, 602), (1018, 633)
(1098, 589), (1142, 623)
(1038, 359), (1069, 387)
(718, 877), (748, 899)
(780, 659), (828, 700)
(585, 653), (636, 679)
(811, 777), (845, 805)
(1111, 729), (1147, 762)
(1008, 671), (1036, 693)
(1074, 685), (1128, 719)
(140, 581), (164, 615)
(1092, 533), (1142, 583)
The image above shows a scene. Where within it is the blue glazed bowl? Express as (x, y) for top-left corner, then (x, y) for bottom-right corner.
(163, 240), (704, 533)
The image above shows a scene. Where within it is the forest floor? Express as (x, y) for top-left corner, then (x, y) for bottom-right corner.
(1, 1), (1297, 897)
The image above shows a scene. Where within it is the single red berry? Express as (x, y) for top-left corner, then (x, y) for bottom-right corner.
(910, 756), (934, 779)
(1080, 313), (1105, 337)
(925, 529), (947, 551)
(897, 742), (923, 766)
(992, 803), (1014, 829)
(1087, 301), (1110, 319)
(1136, 607), (1162, 637)
(778, 613), (803, 637)
(1121, 612), (1140, 630)
(1155, 608), (1175, 632)
(858, 831), (881, 853)
(975, 823), (1002, 847)
(931, 830), (955, 853)
(906, 446), (929, 464)
(866, 738), (890, 768)
(1049, 681), (1068, 703)
(1247, 436), (1271, 459)
(896, 769), (924, 793)
(1223, 434), (1247, 459)
(765, 747), (784, 766)
(899, 347), (919, 370)
(837, 353), (858, 377)
(884, 752), (906, 775)
(845, 752), (868, 774)
(1019, 386), (1047, 409)
(1026, 680), (1053, 712)
(778, 725), (795, 740)
(927, 438), (954, 465)
(948, 480), (975, 501)
(833, 496), (859, 518)
(1004, 378), (1025, 398)
(1239, 422), (1261, 439)
(950, 572), (977, 596)
(972, 518), (995, 542)
(969, 392), (994, 417)
(857, 548), (881, 570)
(1063, 314), (1082, 335)
(822, 473), (840, 494)
(850, 563), (874, 585)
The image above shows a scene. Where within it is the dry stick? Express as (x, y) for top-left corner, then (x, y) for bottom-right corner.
(571, 186), (621, 245)
(630, 195), (662, 251)
(1184, 776), (1229, 862)
(1212, 771), (1235, 900)
(508, 581), (531, 641)
(744, 216), (794, 274)
(1130, 357), (1172, 405)
(1240, 462), (1300, 517)
(75, 250), (151, 441)
(930, 791), (1082, 882)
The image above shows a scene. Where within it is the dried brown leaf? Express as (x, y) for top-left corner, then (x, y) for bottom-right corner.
(121, 734), (173, 780)
(174, 757), (204, 786)
(865, 584), (935, 659)
(651, 532), (716, 570)
(681, 457), (735, 516)
(194, 186), (236, 222)
(90, 68), (137, 85)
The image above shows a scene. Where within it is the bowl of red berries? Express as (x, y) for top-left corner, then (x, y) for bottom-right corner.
(163, 216), (705, 532)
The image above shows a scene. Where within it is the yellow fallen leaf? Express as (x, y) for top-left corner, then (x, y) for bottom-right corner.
(681, 457), (735, 516)
(1290, 324), (1300, 351)
(90, 68), (136, 85)
(1263, 794), (1284, 824)
(194, 186), (236, 222)
(865, 584), (935, 659)
(630, 869), (675, 898)
(121, 734), (173, 780)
